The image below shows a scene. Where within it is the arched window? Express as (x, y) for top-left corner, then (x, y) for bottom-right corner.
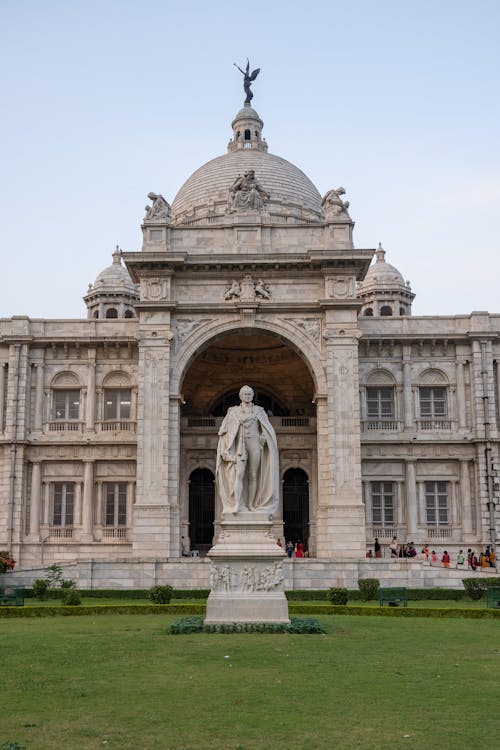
(93, 310), (99, 318)
(282, 468), (309, 551)
(124, 309), (134, 318)
(106, 308), (118, 319)
(380, 305), (393, 316)
(244, 129), (251, 140)
(399, 306), (406, 316)
(189, 468), (215, 552)
(364, 308), (374, 316)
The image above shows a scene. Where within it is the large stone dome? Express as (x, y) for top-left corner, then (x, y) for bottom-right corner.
(171, 105), (323, 225)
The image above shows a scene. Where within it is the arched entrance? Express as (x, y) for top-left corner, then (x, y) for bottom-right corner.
(282, 468), (310, 551)
(188, 468), (215, 554)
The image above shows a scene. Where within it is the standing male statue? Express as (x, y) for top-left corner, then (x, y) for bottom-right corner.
(216, 385), (279, 515)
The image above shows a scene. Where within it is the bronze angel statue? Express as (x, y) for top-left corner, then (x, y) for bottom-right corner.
(234, 59), (260, 105)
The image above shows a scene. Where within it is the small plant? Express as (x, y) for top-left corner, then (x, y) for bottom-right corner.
(170, 616), (204, 634)
(0, 550), (16, 574)
(1, 742), (25, 750)
(62, 588), (82, 606)
(61, 579), (76, 589)
(32, 579), (50, 601)
(149, 585), (173, 604)
(462, 578), (487, 600)
(328, 587), (348, 605)
(358, 578), (380, 601)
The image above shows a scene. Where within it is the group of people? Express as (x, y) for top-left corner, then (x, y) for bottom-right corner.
(277, 539), (307, 558)
(368, 537), (496, 570)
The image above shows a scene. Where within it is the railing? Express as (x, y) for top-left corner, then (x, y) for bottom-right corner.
(364, 420), (399, 431)
(47, 421), (83, 432)
(49, 527), (73, 538)
(371, 527), (398, 540)
(97, 420), (137, 433)
(280, 417), (310, 428)
(417, 419), (452, 431)
(187, 417), (217, 428)
(102, 527), (128, 539)
(426, 527), (452, 539)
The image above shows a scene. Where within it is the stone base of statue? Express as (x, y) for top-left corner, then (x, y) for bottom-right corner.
(204, 511), (289, 624)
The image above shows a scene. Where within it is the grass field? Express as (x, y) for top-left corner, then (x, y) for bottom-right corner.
(1, 613), (499, 750)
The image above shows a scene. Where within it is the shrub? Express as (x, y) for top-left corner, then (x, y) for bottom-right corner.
(61, 588), (82, 606)
(61, 579), (76, 590)
(149, 585), (173, 604)
(170, 616), (204, 634)
(358, 578), (380, 601)
(288, 617), (326, 634)
(32, 579), (50, 601)
(328, 587), (348, 605)
(0, 550), (16, 574)
(462, 579), (487, 600)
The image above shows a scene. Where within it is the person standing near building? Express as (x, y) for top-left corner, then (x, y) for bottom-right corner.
(374, 538), (382, 558)
(389, 536), (398, 558)
(441, 550), (450, 568)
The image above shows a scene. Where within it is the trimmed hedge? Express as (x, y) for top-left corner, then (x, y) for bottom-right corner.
(169, 616), (326, 634)
(0, 603), (206, 618)
(329, 606), (500, 619)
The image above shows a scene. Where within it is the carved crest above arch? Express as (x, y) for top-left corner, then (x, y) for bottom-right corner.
(365, 369), (396, 386)
(418, 368), (448, 385)
(51, 371), (80, 387)
(283, 317), (321, 345)
(102, 371), (132, 388)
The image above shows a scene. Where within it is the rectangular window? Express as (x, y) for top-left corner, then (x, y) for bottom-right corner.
(104, 483), (127, 526)
(367, 388), (394, 418)
(52, 483), (74, 526)
(104, 389), (131, 420)
(425, 481), (449, 526)
(53, 390), (80, 420)
(371, 482), (395, 526)
(419, 387), (447, 418)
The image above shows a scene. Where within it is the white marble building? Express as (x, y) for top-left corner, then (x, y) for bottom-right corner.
(1, 100), (499, 588)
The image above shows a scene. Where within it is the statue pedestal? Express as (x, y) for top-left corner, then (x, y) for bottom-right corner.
(204, 512), (289, 624)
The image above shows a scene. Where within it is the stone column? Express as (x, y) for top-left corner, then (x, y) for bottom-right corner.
(402, 346), (414, 430)
(96, 482), (103, 527)
(74, 481), (82, 527)
(406, 461), (418, 538)
(29, 461), (42, 539)
(456, 360), (467, 430)
(315, 326), (365, 559)
(127, 481), (134, 533)
(42, 482), (50, 526)
(85, 350), (96, 431)
(0, 363), (6, 433)
(460, 459), (473, 536)
(33, 363), (45, 432)
(81, 460), (94, 542)
(132, 324), (174, 557)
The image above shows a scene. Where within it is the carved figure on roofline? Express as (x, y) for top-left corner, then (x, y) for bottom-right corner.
(216, 385), (279, 516)
(254, 279), (271, 300)
(144, 192), (171, 223)
(321, 187), (350, 218)
(234, 59), (260, 105)
(228, 170), (270, 212)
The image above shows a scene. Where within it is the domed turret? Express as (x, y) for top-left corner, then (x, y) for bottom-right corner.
(84, 247), (139, 319)
(357, 244), (415, 317)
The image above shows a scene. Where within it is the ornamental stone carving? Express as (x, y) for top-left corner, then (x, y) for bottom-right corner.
(327, 276), (356, 299)
(321, 187), (351, 219)
(285, 317), (321, 345)
(209, 561), (284, 592)
(223, 276), (271, 301)
(144, 192), (171, 223)
(141, 277), (170, 301)
(227, 170), (270, 212)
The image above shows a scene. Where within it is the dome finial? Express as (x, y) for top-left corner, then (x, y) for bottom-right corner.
(112, 245), (122, 265)
(234, 59), (261, 106)
(376, 242), (386, 262)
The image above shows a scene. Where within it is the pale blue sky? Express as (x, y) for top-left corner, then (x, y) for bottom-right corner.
(1, 0), (499, 318)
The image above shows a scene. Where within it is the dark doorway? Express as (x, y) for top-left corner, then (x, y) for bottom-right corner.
(282, 468), (309, 551)
(188, 468), (215, 554)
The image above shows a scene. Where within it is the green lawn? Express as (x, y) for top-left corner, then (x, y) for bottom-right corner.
(1, 614), (498, 750)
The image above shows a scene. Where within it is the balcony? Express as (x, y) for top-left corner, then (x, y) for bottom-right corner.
(363, 419), (400, 432)
(49, 526), (73, 539)
(96, 420), (137, 433)
(182, 416), (316, 433)
(417, 419), (452, 431)
(426, 527), (452, 539)
(101, 527), (128, 540)
(47, 421), (83, 432)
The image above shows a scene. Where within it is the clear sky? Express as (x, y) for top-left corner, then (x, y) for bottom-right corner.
(1, 0), (499, 319)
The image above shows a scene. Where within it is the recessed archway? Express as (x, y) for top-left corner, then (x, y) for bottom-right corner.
(282, 468), (310, 552)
